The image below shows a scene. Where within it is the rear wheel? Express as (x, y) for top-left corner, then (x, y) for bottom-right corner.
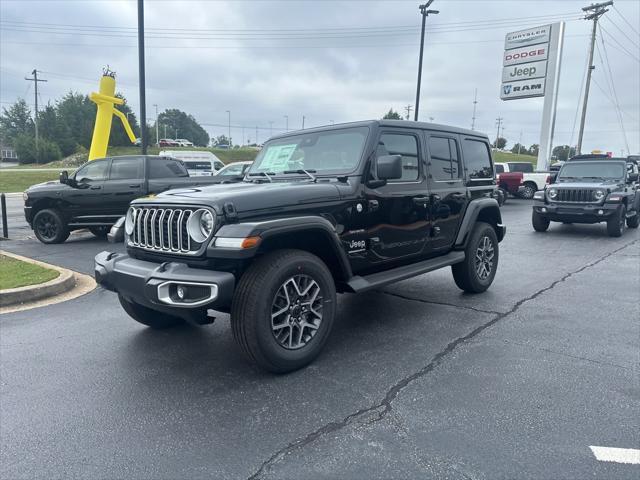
(89, 226), (110, 238)
(532, 211), (550, 232)
(627, 209), (639, 228)
(519, 182), (537, 199)
(118, 294), (185, 329)
(231, 249), (336, 373)
(33, 208), (70, 244)
(451, 222), (499, 294)
(607, 205), (626, 237)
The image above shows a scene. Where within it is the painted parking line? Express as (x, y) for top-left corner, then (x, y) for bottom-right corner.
(589, 446), (640, 465)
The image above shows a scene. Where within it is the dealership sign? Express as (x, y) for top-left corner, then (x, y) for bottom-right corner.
(502, 44), (548, 67)
(502, 60), (547, 82)
(501, 78), (546, 99)
(504, 25), (551, 50)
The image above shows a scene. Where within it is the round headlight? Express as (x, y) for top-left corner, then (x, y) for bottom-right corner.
(594, 189), (605, 200)
(125, 207), (135, 235)
(187, 209), (215, 243)
(547, 187), (558, 199)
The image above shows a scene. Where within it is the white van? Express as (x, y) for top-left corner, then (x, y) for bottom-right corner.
(159, 150), (224, 176)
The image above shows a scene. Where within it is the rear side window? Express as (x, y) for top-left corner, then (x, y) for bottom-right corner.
(377, 133), (420, 182)
(109, 157), (144, 180)
(494, 164), (505, 174)
(428, 136), (461, 181)
(184, 161), (212, 171)
(75, 160), (109, 182)
(148, 159), (189, 178)
(462, 139), (493, 179)
(508, 162), (533, 173)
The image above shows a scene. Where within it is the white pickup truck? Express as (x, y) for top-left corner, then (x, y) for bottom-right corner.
(495, 162), (550, 199)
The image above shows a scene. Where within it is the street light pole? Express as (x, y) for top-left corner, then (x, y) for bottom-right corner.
(137, 0), (147, 154)
(414, 1), (438, 122)
(226, 110), (231, 147)
(153, 103), (158, 146)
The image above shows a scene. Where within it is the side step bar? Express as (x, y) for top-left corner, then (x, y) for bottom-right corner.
(346, 251), (465, 293)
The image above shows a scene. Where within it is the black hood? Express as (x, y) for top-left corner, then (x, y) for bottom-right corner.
(26, 180), (71, 195)
(134, 180), (343, 213)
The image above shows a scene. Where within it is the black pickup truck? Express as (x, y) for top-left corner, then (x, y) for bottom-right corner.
(95, 120), (506, 373)
(24, 155), (221, 244)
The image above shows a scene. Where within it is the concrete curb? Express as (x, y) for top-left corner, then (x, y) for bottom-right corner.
(0, 250), (80, 308)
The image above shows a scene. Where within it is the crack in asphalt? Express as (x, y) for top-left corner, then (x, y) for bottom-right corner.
(247, 238), (638, 480)
(380, 290), (502, 315)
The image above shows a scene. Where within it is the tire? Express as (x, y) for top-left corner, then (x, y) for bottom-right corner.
(607, 205), (626, 237)
(89, 226), (110, 238)
(532, 211), (550, 232)
(32, 208), (70, 244)
(498, 188), (508, 205)
(231, 249), (336, 373)
(626, 209), (639, 228)
(519, 182), (537, 199)
(118, 294), (185, 329)
(451, 222), (499, 294)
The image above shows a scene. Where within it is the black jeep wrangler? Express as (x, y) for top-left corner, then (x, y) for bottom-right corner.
(95, 120), (506, 372)
(532, 158), (640, 236)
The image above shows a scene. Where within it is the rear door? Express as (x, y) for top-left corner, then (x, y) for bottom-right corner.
(102, 156), (145, 216)
(424, 132), (467, 251)
(146, 157), (192, 194)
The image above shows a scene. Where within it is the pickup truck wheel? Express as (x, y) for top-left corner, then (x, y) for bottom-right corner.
(118, 294), (185, 329)
(607, 205), (626, 237)
(33, 208), (70, 244)
(519, 182), (537, 199)
(231, 249), (336, 373)
(89, 226), (110, 238)
(451, 222), (499, 294)
(626, 210), (639, 228)
(498, 188), (508, 206)
(532, 211), (550, 232)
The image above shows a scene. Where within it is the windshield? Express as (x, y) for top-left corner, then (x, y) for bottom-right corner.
(248, 127), (369, 176)
(558, 162), (625, 181)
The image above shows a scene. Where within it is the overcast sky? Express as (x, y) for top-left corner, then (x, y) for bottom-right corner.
(1, 0), (639, 154)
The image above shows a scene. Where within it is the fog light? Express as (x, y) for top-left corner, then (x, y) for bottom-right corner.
(176, 285), (186, 300)
(541, 207), (547, 213)
(598, 210), (604, 215)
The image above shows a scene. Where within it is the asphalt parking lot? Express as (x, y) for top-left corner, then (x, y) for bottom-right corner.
(1, 197), (638, 479)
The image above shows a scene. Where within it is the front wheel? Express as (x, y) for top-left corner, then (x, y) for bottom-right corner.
(231, 249), (336, 373)
(532, 211), (550, 232)
(519, 182), (537, 199)
(33, 208), (70, 244)
(607, 205), (626, 237)
(451, 222), (499, 294)
(118, 294), (185, 329)
(626, 209), (639, 228)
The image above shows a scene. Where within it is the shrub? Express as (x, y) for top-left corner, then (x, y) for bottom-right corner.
(14, 134), (62, 164)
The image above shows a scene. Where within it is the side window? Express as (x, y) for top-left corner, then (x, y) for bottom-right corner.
(109, 157), (144, 180)
(148, 159), (189, 179)
(462, 139), (493, 179)
(223, 164), (244, 175)
(428, 136), (461, 181)
(215, 160), (225, 170)
(75, 160), (109, 182)
(377, 133), (420, 182)
(494, 164), (505, 174)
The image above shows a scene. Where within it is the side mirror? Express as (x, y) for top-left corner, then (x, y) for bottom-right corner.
(376, 155), (403, 180)
(628, 173), (638, 182)
(59, 170), (69, 184)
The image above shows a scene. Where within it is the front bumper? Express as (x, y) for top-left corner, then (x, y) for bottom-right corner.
(533, 200), (620, 223)
(24, 206), (33, 225)
(94, 251), (236, 322)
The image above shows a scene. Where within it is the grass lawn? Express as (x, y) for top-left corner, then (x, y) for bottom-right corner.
(0, 254), (59, 290)
(0, 171), (59, 192)
(493, 150), (537, 166)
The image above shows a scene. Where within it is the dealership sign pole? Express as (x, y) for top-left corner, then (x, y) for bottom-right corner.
(500, 22), (564, 171)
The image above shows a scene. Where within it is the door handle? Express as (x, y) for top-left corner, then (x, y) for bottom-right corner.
(90, 185), (102, 190)
(413, 196), (429, 206)
(128, 184), (141, 188)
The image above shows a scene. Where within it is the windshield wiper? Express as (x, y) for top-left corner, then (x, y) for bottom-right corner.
(246, 171), (274, 183)
(581, 176), (605, 180)
(283, 169), (317, 182)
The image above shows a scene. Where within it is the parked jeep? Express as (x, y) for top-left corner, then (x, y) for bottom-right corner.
(95, 120), (506, 372)
(532, 158), (639, 236)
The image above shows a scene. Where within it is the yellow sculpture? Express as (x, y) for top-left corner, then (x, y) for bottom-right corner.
(88, 67), (136, 160)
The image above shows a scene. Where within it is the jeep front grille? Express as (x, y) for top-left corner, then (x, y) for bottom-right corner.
(555, 188), (597, 203)
(129, 206), (197, 254)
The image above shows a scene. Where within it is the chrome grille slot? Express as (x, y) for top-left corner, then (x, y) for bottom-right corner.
(128, 206), (205, 255)
(556, 188), (595, 203)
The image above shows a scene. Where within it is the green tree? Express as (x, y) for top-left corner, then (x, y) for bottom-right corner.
(382, 109), (402, 120)
(552, 145), (576, 162)
(511, 142), (525, 154)
(528, 144), (539, 156)
(0, 99), (34, 145)
(495, 137), (507, 149)
(13, 133), (61, 164)
(214, 135), (230, 146)
(55, 92), (95, 150)
(156, 109), (209, 146)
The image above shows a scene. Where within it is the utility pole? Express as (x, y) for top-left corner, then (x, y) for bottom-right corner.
(404, 105), (413, 120)
(414, 1), (439, 121)
(153, 103), (158, 146)
(242, 126), (245, 146)
(225, 110), (231, 147)
(518, 130), (523, 155)
(284, 115), (289, 132)
(137, 0), (147, 154)
(24, 69), (47, 160)
(302, 115), (306, 129)
(494, 117), (503, 148)
(577, 0), (612, 154)
(471, 88), (478, 130)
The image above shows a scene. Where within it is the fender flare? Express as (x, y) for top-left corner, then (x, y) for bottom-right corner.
(454, 198), (503, 248)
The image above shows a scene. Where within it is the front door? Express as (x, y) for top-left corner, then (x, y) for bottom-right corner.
(358, 129), (432, 267)
(65, 158), (111, 222)
(424, 133), (468, 250)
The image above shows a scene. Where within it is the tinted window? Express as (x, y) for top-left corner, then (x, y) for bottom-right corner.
(221, 163), (245, 175)
(109, 157), (144, 180)
(463, 139), (493, 179)
(378, 133), (420, 182)
(184, 161), (211, 171)
(508, 162), (533, 173)
(75, 160), (109, 182)
(558, 162), (625, 180)
(148, 159), (189, 178)
(494, 164), (505, 174)
(428, 136), (460, 181)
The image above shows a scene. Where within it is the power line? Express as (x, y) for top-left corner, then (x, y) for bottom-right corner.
(603, 15), (639, 50)
(612, 4), (639, 36)
(598, 24), (640, 62)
